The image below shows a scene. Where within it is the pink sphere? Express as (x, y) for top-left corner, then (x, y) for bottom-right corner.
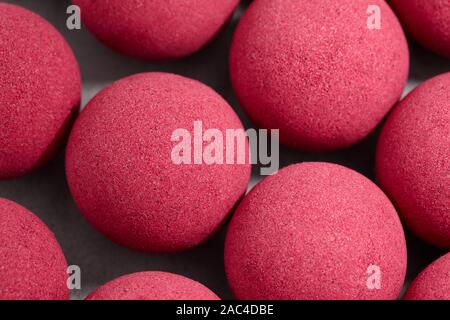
(66, 72), (250, 252)
(0, 198), (69, 300)
(376, 73), (450, 248)
(0, 3), (81, 179)
(73, 0), (239, 60)
(225, 162), (407, 300)
(404, 253), (450, 300)
(230, 0), (409, 151)
(390, 0), (450, 58)
(87, 272), (220, 300)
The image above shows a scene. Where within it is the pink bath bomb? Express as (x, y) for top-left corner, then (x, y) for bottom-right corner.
(87, 271), (219, 300)
(0, 3), (81, 179)
(66, 72), (250, 253)
(225, 162), (407, 300)
(230, 0), (409, 151)
(73, 0), (239, 60)
(376, 73), (450, 248)
(390, 0), (450, 58)
(0, 198), (69, 300)
(404, 253), (450, 300)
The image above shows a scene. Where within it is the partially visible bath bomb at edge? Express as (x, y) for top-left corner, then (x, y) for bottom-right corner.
(0, 198), (69, 300)
(376, 72), (450, 248)
(66, 72), (251, 253)
(389, 0), (450, 58)
(225, 162), (407, 300)
(230, 0), (409, 151)
(404, 253), (450, 300)
(72, 0), (239, 60)
(87, 272), (220, 300)
(0, 3), (81, 179)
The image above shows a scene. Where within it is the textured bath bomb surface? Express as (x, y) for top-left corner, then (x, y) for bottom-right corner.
(0, 198), (69, 300)
(404, 253), (450, 300)
(73, 0), (239, 60)
(225, 162), (407, 300)
(390, 0), (450, 58)
(0, 3), (81, 179)
(87, 271), (220, 300)
(230, 0), (409, 151)
(66, 72), (250, 253)
(376, 73), (450, 248)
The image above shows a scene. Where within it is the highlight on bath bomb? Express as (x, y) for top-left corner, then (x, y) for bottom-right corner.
(376, 73), (450, 248)
(87, 271), (220, 300)
(230, 0), (409, 151)
(225, 162), (407, 300)
(66, 72), (250, 253)
(73, 0), (239, 60)
(0, 3), (81, 179)
(0, 198), (69, 300)
(404, 253), (450, 300)
(390, 0), (450, 58)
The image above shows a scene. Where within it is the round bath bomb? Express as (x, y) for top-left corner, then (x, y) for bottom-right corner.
(0, 198), (68, 300)
(376, 73), (450, 248)
(66, 72), (250, 252)
(404, 253), (450, 300)
(0, 4), (81, 179)
(390, 0), (450, 58)
(73, 0), (239, 60)
(230, 0), (409, 151)
(225, 162), (407, 300)
(87, 271), (219, 300)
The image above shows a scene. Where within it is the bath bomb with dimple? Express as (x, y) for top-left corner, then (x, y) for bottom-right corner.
(390, 0), (450, 58)
(376, 73), (450, 248)
(0, 198), (69, 300)
(0, 4), (81, 179)
(87, 271), (220, 300)
(403, 253), (450, 300)
(225, 162), (407, 300)
(72, 0), (239, 60)
(66, 72), (250, 253)
(230, 0), (409, 151)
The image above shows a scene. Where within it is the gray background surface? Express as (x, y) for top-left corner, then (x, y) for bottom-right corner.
(1, 0), (449, 299)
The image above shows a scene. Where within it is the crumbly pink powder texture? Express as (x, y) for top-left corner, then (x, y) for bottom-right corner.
(0, 3), (81, 179)
(87, 271), (220, 300)
(404, 253), (450, 300)
(376, 73), (450, 248)
(66, 72), (251, 253)
(72, 0), (239, 60)
(230, 0), (409, 151)
(0, 198), (69, 300)
(390, 0), (450, 58)
(225, 162), (407, 300)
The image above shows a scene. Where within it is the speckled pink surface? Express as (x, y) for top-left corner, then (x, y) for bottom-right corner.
(0, 198), (68, 300)
(390, 0), (450, 58)
(66, 72), (250, 253)
(72, 0), (239, 60)
(376, 73), (450, 249)
(0, 3), (81, 179)
(87, 271), (220, 300)
(225, 162), (407, 300)
(404, 253), (450, 300)
(230, 0), (409, 151)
